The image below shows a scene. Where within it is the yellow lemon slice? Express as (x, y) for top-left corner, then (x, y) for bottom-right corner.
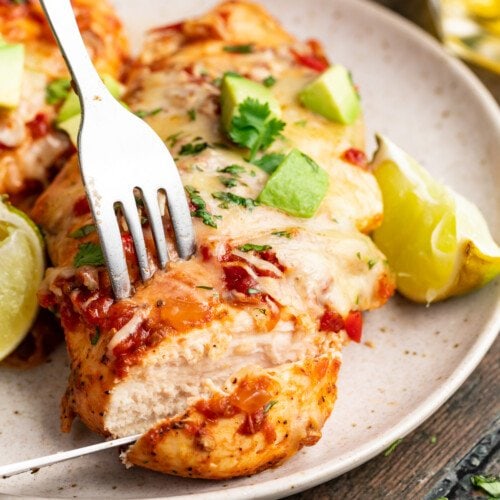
(0, 197), (45, 360)
(371, 135), (500, 303)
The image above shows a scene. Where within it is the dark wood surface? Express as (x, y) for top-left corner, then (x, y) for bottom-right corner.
(290, 2), (500, 499)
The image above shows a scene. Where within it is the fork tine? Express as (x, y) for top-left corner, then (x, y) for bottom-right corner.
(120, 195), (152, 283)
(93, 202), (130, 300)
(142, 189), (169, 269)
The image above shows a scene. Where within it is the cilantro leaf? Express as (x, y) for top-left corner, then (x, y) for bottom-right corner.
(238, 243), (272, 252)
(471, 475), (500, 497)
(263, 76), (276, 87)
(90, 328), (100, 346)
(219, 176), (238, 188)
(252, 153), (285, 174)
(263, 400), (278, 413)
(384, 438), (403, 457)
(223, 44), (254, 54)
(272, 230), (292, 238)
(229, 98), (285, 161)
(46, 78), (71, 105)
(186, 186), (219, 228)
(218, 165), (245, 176)
(212, 191), (257, 210)
(135, 108), (162, 119)
(187, 108), (196, 121)
(179, 140), (209, 156)
(74, 242), (105, 267)
(69, 224), (96, 239)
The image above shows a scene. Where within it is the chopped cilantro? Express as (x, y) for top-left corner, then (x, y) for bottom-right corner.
(187, 108), (197, 121)
(179, 140), (209, 156)
(135, 108), (162, 119)
(46, 78), (71, 105)
(247, 288), (261, 295)
(69, 224), (96, 239)
(238, 243), (272, 252)
(384, 438), (403, 456)
(252, 153), (285, 174)
(430, 435), (437, 444)
(272, 230), (292, 238)
(74, 242), (105, 267)
(166, 132), (182, 147)
(356, 252), (361, 260)
(185, 186), (219, 228)
(212, 191), (257, 210)
(228, 98), (285, 161)
(263, 400), (278, 413)
(90, 328), (100, 346)
(367, 259), (377, 270)
(218, 165), (245, 176)
(223, 44), (254, 54)
(196, 285), (213, 290)
(263, 75), (276, 88)
(219, 176), (238, 188)
(470, 475), (500, 497)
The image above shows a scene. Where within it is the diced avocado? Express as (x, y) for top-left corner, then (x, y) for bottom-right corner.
(56, 73), (124, 123)
(0, 43), (25, 109)
(299, 65), (361, 124)
(58, 114), (81, 146)
(258, 148), (329, 218)
(220, 73), (281, 133)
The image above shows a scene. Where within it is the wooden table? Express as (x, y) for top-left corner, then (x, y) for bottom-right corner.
(290, 1), (500, 498)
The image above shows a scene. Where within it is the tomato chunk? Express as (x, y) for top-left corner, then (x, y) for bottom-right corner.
(345, 310), (363, 342)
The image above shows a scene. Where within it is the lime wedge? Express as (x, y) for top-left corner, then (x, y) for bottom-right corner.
(371, 135), (500, 303)
(0, 197), (45, 360)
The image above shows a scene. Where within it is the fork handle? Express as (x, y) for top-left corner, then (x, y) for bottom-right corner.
(39, 0), (109, 105)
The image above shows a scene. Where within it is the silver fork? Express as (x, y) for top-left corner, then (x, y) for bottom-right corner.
(40, 0), (196, 299)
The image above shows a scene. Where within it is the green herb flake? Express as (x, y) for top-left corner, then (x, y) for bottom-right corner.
(294, 119), (308, 127)
(212, 191), (257, 210)
(166, 132), (182, 147)
(263, 75), (276, 88)
(252, 153), (285, 174)
(367, 259), (377, 270)
(135, 108), (162, 119)
(179, 140), (209, 156)
(46, 78), (71, 105)
(219, 176), (238, 188)
(196, 285), (214, 290)
(218, 164), (245, 176)
(356, 252), (361, 260)
(430, 435), (437, 444)
(223, 44), (254, 54)
(187, 108), (197, 121)
(384, 438), (403, 457)
(69, 224), (96, 239)
(74, 242), (105, 268)
(247, 288), (261, 295)
(185, 186), (219, 228)
(229, 98), (285, 161)
(90, 328), (100, 346)
(238, 243), (272, 252)
(263, 400), (278, 413)
(272, 230), (292, 239)
(470, 475), (500, 497)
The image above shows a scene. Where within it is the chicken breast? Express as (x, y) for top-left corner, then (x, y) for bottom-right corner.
(0, 0), (128, 209)
(33, 0), (395, 479)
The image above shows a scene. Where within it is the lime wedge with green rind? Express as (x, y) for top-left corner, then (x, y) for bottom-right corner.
(0, 197), (45, 360)
(371, 135), (500, 303)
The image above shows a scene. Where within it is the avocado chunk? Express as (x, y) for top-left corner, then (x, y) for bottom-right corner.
(258, 149), (329, 218)
(299, 65), (361, 124)
(58, 114), (81, 147)
(220, 73), (281, 133)
(56, 74), (124, 123)
(0, 43), (25, 109)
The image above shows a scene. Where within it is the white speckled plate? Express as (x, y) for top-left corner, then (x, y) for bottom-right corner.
(1, 0), (499, 498)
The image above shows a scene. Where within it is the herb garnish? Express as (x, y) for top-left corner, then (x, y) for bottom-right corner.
(166, 132), (182, 147)
(252, 153), (285, 174)
(218, 165), (245, 176)
(263, 400), (278, 413)
(187, 108), (197, 121)
(212, 191), (257, 210)
(196, 285), (214, 290)
(223, 44), (254, 54)
(367, 259), (377, 270)
(135, 108), (162, 119)
(272, 230), (292, 239)
(73, 242), (105, 267)
(384, 438), (403, 457)
(219, 176), (238, 188)
(46, 78), (71, 105)
(90, 328), (100, 346)
(228, 98), (285, 161)
(263, 76), (276, 88)
(179, 140), (209, 156)
(238, 243), (272, 252)
(185, 186), (219, 228)
(470, 475), (500, 497)
(69, 224), (96, 239)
